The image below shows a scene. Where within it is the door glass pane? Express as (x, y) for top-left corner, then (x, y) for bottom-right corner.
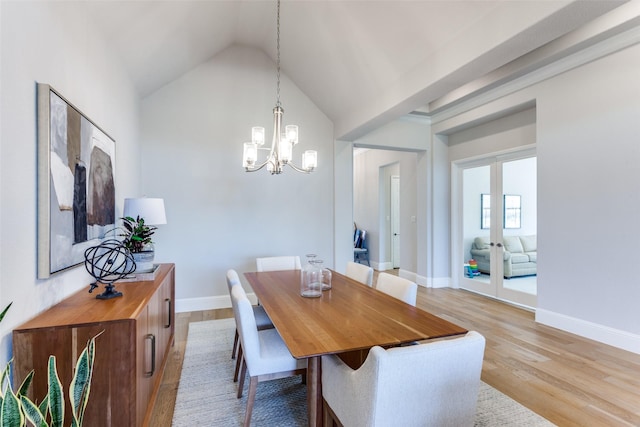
(501, 158), (537, 296)
(462, 165), (493, 293)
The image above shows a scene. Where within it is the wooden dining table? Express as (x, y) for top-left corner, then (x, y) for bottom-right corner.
(244, 269), (468, 427)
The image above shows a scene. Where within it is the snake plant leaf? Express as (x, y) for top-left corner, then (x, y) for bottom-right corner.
(38, 394), (49, 420)
(48, 356), (64, 427)
(70, 332), (99, 427)
(0, 303), (12, 324)
(16, 370), (34, 397)
(0, 360), (12, 398)
(21, 395), (47, 427)
(1, 386), (24, 427)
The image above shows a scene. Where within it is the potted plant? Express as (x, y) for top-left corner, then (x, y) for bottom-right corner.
(120, 216), (157, 273)
(0, 303), (99, 427)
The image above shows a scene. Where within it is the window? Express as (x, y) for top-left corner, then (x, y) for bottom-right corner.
(503, 195), (521, 229)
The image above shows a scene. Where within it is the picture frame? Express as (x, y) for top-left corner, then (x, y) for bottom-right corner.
(37, 83), (116, 279)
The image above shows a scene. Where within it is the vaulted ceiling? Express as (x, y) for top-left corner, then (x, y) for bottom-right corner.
(86, 0), (631, 139)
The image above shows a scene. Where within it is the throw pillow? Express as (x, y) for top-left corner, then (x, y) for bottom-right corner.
(503, 235), (524, 253)
(520, 235), (537, 252)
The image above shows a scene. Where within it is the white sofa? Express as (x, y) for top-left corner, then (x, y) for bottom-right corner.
(470, 235), (536, 278)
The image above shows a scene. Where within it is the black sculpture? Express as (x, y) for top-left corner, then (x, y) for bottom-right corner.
(84, 239), (136, 299)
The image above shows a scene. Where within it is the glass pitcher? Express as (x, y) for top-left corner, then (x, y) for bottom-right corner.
(315, 259), (332, 290)
(301, 257), (322, 298)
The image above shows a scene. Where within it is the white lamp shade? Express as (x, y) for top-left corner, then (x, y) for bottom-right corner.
(243, 142), (257, 167)
(252, 127), (265, 146)
(302, 150), (317, 170)
(279, 138), (293, 163)
(123, 198), (167, 225)
(285, 125), (298, 145)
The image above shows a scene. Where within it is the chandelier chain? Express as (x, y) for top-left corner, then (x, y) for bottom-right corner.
(276, 0), (281, 107)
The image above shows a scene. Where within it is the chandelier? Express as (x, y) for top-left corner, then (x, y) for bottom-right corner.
(242, 0), (317, 175)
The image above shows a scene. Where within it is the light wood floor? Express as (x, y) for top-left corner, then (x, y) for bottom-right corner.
(150, 282), (640, 427)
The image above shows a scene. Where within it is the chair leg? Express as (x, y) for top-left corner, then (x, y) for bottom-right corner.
(237, 358), (247, 398)
(234, 344), (243, 382)
(232, 329), (239, 359)
(323, 398), (340, 427)
(243, 376), (258, 427)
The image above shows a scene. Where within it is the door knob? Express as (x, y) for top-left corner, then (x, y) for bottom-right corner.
(496, 243), (503, 248)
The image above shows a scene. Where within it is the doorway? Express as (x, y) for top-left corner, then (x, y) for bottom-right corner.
(353, 149), (418, 273)
(456, 151), (537, 308)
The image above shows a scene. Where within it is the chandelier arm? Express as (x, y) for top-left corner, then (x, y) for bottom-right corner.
(245, 158), (272, 172)
(286, 162), (313, 174)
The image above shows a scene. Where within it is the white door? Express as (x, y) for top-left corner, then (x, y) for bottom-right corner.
(457, 152), (537, 308)
(391, 176), (400, 268)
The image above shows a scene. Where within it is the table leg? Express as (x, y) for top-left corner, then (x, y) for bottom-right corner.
(307, 356), (322, 427)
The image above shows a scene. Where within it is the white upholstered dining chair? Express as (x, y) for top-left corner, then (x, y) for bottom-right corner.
(322, 331), (486, 427)
(255, 255), (302, 271)
(226, 269), (274, 382)
(232, 285), (307, 427)
(375, 272), (418, 306)
(345, 261), (374, 287)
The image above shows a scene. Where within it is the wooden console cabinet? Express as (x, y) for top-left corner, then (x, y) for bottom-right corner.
(13, 263), (175, 427)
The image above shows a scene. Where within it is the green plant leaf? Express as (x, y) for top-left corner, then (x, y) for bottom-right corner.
(16, 370), (34, 397)
(0, 361), (11, 399)
(1, 386), (24, 427)
(48, 356), (64, 427)
(21, 395), (47, 427)
(38, 394), (49, 420)
(0, 303), (12, 324)
(70, 332), (100, 427)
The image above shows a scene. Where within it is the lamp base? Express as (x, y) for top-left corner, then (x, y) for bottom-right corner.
(133, 250), (155, 273)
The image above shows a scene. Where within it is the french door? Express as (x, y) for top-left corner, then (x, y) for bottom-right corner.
(457, 151), (537, 308)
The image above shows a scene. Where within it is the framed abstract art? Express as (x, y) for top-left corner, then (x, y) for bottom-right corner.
(37, 83), (116, 278)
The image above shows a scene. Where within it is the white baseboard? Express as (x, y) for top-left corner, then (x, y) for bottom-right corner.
(429, 277), (451, 288)
(395, 270), (450, 288)
(175, 292), (258, 313)
(376, 261), (394, 271)
(536, 309), (640, 355)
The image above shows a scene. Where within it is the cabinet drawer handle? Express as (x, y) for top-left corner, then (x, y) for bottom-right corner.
(145, 334), (156, 377)
(165, 298), (172, 328)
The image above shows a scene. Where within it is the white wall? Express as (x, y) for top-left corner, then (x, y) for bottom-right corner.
(140, 45), (334, 309)
(0, 1), (140, 365)
(535, 42), (640, 343)
(435, 41), (640, 352)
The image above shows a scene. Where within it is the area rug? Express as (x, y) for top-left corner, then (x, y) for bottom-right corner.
(172, 318), (554, 426)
